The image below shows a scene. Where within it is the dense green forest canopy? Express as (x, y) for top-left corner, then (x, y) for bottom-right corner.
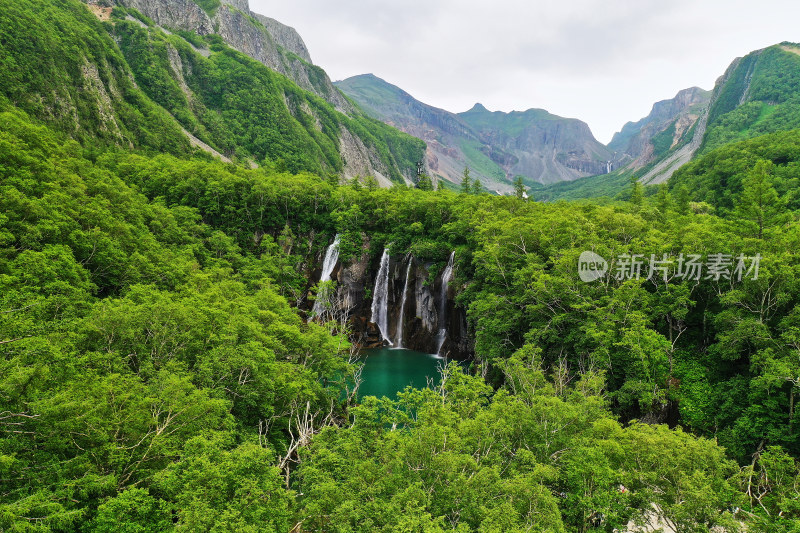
(2, 97), (800, 530)
(670, 129), (800, 211)
(1, 0), (800, 531)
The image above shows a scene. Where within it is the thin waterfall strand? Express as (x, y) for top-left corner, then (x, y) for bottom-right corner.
(395, 257), (413, 348)
(312, 234), (341, 316)
(371, 249), (392, 344)
(435, 252), (455, 355)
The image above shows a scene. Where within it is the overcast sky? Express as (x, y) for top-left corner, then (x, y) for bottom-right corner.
(250, 0), (799, 144)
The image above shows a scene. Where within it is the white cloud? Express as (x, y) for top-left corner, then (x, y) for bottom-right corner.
(250, 0), (800, 143)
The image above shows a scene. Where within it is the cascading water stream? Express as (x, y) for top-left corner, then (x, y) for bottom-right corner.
(394, 257), (413, 348)
(435, 252), (455, 356)
(312, 234), (341, 317)
(371, 248), (392, 345)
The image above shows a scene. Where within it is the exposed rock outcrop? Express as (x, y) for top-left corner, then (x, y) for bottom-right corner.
(220, 0), (248, 13)
(112, 0), (417, 181)
(336, 74), (614, 189)
(117, 0), (213, 33)
(115, 0), (351, 112)
(80, 59), (126, 143)
(307, 242), (472, 359)
(634, 55), (759, 185)
(338, 126), (393, 187)
(639, 108), (709, 185)
(609, 87), (710, 172)
(459, 104), (614, 185)
(251, 13), (311, 63)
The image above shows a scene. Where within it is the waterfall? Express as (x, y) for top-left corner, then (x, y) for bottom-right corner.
(371, 248), (392, 345)
(606, 161), (611, 174)
(395, 257), (413, 348)
(435, 252), (455, 356)
(312, 234), (341, 317)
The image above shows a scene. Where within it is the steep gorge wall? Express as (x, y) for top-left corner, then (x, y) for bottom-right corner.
(307, 240), (471, 359)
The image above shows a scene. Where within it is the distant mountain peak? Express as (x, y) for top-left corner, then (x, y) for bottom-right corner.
(337, 75), (613, 187)
(466, 103), (489, 113)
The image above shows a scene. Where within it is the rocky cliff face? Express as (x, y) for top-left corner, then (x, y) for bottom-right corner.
(609, 87), (710, 170)
(115, 0), (351, 112)
(631, 45), (798, 185)
(308, 240), (471, 359)
(110, 0), (427, 183)
(619, 45), (800, 185)
(335, 74), (489, 188)
(338, 126), (394, 187)
(220, 0), (248, 13)
(252, 14), (311, 63)
(118, 0), (213, 33)
(458, 104), (615, 185)
(337, 74), (615, 190)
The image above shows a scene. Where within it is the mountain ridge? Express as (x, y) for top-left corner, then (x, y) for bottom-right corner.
(0, 0), (425, 183)
(115, 0), (351, 111)
(336, 73), (614, 190)
(608, 86), (710, 168)
(635, 42), (800, 185)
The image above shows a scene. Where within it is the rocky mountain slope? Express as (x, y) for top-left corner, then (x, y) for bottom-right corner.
(632, 42), (800, 185)
(0, 0), (424, 183)
(115, 0), (350, 110)
(336, 74), (614, 191)
(609, 87), (710, 170)
(458, 103), (614, 185)
(537, 41), (800, 195)
(336, 74), (511, 191)
(342, 41), (800, 194)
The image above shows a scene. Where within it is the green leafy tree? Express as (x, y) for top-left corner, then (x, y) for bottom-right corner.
(675, 184), (691, 215)
(92, 488), (173, 533)
(417, 173), (433, 191)
(656, 183), (671, 214)
(733, 159), (789, 238)
(629, 177), (644, 208)
(513, 176), (527, 200)
(363, 174), (379, 191)
(461, 166), (473, 194)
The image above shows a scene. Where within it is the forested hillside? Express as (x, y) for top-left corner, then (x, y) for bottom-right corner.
(702, 44), (800, 153)
(535, 42), (800, 201)
(0, 0), (424, 181)
(1, 0), (800, 531)
(2, 96), (800, 530)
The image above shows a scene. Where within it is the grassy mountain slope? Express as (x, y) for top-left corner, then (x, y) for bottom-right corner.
(458, 104), (613, 184)
(0, 0), (424, 181)
(337, 74), (614, 191)
(637, 43), (800, 187)
(701, 43), (800, 152)
(540, 43), (800, 201)
(0, 0), (191, 154)
(118, 0), (351, 111)
(336, 74), (511, 191)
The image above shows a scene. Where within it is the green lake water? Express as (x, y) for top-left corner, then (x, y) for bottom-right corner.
(359, 347), (448, 398)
